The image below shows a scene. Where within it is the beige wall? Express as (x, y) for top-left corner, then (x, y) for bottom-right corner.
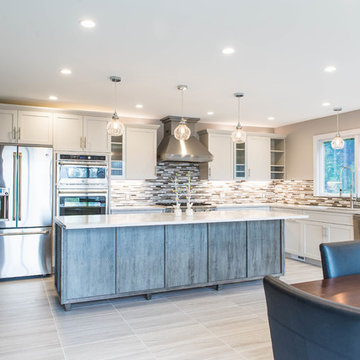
(275, 109), (360, 180)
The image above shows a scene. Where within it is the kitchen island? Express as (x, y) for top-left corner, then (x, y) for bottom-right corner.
(54, 210), (307, 310)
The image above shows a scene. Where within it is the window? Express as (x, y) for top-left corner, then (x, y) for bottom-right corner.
(314, 130), (359, 196)
(111, 135), (123, 177)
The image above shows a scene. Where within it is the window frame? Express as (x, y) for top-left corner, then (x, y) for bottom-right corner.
(313, 129), (360, 197)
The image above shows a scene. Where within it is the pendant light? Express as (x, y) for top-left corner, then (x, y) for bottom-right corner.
(174, 85), (191, 141)
(107, 76), (125, 136)
(331, 107), (344, 150)
(231, 92), (246, 143)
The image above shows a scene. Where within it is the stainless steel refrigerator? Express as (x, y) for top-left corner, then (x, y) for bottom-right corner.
(0, 145), (53, 279)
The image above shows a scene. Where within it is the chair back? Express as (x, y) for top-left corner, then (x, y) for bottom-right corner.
(320, 241), (360, 279)
(263, 275), (360, 360)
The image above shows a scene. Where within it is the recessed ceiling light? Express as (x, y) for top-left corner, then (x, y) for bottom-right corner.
(322, 102), (331, 107)
(135, 104), (143, 109)
(60, 68), (72, 75)
(267, 117), (275, 121)
(48, 95), (58, 101)
(324, 66), (336, 72)
(207, 111), (214, 115)
(222, 47), (235, 55)
(80, 19), (96, 28)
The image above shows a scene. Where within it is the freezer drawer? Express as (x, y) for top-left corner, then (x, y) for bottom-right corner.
(0, 227), (52, 279)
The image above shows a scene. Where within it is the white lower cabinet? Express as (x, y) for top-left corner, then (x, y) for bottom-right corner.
(283, 208), (354, 262)
(329, 224), (354, 243)
(285, 219), (304, 257)
(303, 222), (327, 261)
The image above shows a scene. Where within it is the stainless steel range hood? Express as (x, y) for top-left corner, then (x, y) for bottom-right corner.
(157, 116), (213, 163)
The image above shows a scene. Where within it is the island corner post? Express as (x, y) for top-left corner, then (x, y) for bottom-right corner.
(54, 214), (291, 310)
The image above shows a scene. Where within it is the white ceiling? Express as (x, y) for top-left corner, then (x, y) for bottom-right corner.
(1, 0), (360, 127)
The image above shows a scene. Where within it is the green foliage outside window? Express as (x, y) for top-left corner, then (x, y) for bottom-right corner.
(323, 138), (355, 194)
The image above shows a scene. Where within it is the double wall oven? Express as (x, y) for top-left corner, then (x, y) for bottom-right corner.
(56, 154), (110, 216)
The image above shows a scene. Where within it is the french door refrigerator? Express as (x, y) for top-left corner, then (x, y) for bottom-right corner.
(0, 145), (53, 279)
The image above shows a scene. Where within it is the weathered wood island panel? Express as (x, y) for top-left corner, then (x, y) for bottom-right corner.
(55, 210), (308, 310)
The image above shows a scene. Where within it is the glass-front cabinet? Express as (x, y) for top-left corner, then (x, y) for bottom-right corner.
(235, 142), (246, 179)
(111, 135), (124, 177)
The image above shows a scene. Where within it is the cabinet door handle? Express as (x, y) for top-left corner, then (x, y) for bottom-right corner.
(12, 127), (16, 140)
(84, 136), (87, 149)
(154, 165), (157, 176)
(80, 137), (83, 149)
(248, 168), (251, 177)
(209, 167), (211, 177)
(18, 127), (21, 140)
(12, 152), (17, 220)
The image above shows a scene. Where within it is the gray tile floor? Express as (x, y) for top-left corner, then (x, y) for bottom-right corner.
(0, 259), (322, 360)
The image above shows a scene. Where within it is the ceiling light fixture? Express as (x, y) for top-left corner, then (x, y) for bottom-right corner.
(174, 85), (191, 141)
(207, 111), (214, 115)
(231, 93), (246, 143)
(267, 117), (275, 121)
(324, 66), (336, 73)
(60, 68), (72, 75)
(331, 107), (344, 150)
(80, 19), (96, 28)
(48, 95), (58, 101)
(107, 76), (125, 136)
(135, 104), (143, 109)
(322, 102), (331, 107)
(222, 47), (235, 55)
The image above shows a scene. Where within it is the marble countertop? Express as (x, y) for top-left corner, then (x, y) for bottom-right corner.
(111, 202), (360, 214)
(215, 203), (360, 214)
(55, 209), (308, 230)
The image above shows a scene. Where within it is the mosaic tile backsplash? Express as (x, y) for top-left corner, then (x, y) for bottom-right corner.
(111, 162), (353, 208)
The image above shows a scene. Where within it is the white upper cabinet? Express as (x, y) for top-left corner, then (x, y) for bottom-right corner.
(0, 109), (17, 143)
(247, 135), (271, 181)
(18, 111), (53, 145)
(84, 116), (110, 153)
(125, 124), (159, 180)
(198, 129), (234, 180)
(54, 113), (83, 151)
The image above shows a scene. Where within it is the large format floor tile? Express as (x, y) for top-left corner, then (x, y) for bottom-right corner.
(0, 259), (321, 360)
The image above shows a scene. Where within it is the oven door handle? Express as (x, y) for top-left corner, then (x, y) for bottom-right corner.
(58, 191), (108, 195)
(58, 161), (108, 166)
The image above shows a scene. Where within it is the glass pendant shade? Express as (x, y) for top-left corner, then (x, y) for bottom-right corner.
(174, 118), (191, 141)
(232, 92), (246, 143)
(231, 123), (246, 143)
(107, 112), (125, 136)
(331, 107), (344, 150)
(174, 85), (191, 141)
(331, 134), (344, 150)
(107, 75), (124, 136)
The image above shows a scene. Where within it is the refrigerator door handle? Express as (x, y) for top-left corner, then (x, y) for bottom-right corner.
(3, 193), (9, 220)
(18, 152), (22, 221)
(12, 152), (17, 221)
(0, 230), (50, 237)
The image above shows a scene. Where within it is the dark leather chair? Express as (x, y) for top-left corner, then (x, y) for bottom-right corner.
(263, 275), (360, 360)
(320, 241), (360, 279)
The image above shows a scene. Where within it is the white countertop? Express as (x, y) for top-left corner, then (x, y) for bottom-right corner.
(111, 202), (360, 214)
(55, 209), (308, 230)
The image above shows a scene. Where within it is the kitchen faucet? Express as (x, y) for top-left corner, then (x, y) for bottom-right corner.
(339, 166), (355, 208)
